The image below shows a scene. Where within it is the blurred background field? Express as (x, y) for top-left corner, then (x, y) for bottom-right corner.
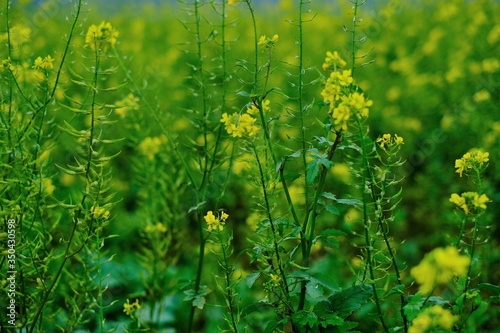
(2, 0), (499, 331)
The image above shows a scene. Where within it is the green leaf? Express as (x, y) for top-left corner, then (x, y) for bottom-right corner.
(192, 295), (206, 309)
(306, 281), (325, 304)
(322, 192), (361, 206)
(478, 283), (500, 295)
(316, 228), (346, 249)
(382, 284), (405, 300)
(246, 272), (260, 288)
(318, 284), (372, 318)
(319, 314), (344, 328)
(306, 149), (334, 184)
(307, 158), (320, 185)
(403, 293), (423, 321)
(326, 204), (340, 216)
(240, 301), (272, 319)
(292, 310), (318, 328)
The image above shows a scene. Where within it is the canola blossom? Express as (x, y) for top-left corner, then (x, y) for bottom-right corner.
(455, 149), (489, 177)
(123, 299), (141, 316)
(221, 102), (266, 138)
(138, 135), (167, 161)
(32, 55), (54, 70)
(115, 93), (140, 118)
(321, 52), (373, 131)
(410, 246), (470, 295)
(86, 21), (119, 51)
(204, 211), (229, 232)
(449, 192), (489, 214)
(90, 206), (111, 220)
(376, 133), (404, 148)
(145, 222), (167, 233)
(408, 305), (457, 333)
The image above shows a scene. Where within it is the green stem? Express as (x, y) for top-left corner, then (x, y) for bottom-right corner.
(217, 230), (239, 333)
(356, 119), (389, 333)
(298, 131), (342, 310)
(252, 143), (292, 305)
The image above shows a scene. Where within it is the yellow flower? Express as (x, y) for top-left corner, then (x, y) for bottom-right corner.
(33, 55), (54, 70)
(91, 206), (110, 220)
(85, 21), (119, 51)
(449, 193), (468, 214)
(138, 136), (164, 161)
(145, 222), (167, 233)
(270, 274), (281, 287)
(410, 246), (470, 295)
(258, 35), (267, 46)
(450, 192), (489, 214)
(42, 178), (55, 195)
(228, 0), (237, 4)
(221, 107), (259, 138)
(322, 51), (347, 71)
(376, 133), (392, 148)
(123, 299), (141, 316)
(394, 134), (404, 145)
(454, 149), (489, 177)
(115, 93), (139, 118)
(204, 210), (229, 232)
(473, 193), (489, 210)
(258, 34), (279, 48)
(409, 305), (457, 333)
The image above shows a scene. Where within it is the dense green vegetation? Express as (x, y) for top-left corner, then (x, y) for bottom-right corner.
(0, 0), (498, 332)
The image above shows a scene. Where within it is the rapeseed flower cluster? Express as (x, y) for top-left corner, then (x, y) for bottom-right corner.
(115, 93), (139, 118)
(145, 222), (167, 233)
(85, 21), (119, 52)
(90, 206), (110, 220)
(376, 133), (404, 148)
(408, 305), (457, 333)
(220, 101), (269, 138)
(41, 178), (55, 195)
(322, 51), (347, 71)
(138, 135), (167, 161)
(32, 55), (54, 70)
(0, 25), (31, 53)
(449, 192), (489, 214)
(204, 211), (229, 232)
(454, 149), (489, 177)
(258, 34), (279, 48)
(123, 299), (141, 316)
(410, 246), (470, 295)
(321, 51), (373, 131)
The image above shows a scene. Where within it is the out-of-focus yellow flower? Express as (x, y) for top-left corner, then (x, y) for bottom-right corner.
(138, 136), (166, 161)
(123, 299), (141, 316)
(90, 206), (110, 220)
(42, 178), (55, 195)
(408, 305), (457, 333)
(1, 25), (31, 51)
(85, 21), (119, 52)
(322, 51), (347, 71)
(145, 222), (167, 233)
(410, 246), (470, 295)
(115, 93), (139, 118)
(32, 55), (54, 70)
(473, 89), (491, 103)
(270, 274), (281, 287)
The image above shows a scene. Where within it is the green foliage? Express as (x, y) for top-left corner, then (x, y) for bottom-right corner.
(0, 0), (498, 332)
